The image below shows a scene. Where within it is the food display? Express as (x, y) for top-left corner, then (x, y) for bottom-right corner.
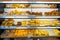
(0, 2), (60, 39)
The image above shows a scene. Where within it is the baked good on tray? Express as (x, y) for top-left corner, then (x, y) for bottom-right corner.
(45, 10), (60, 16)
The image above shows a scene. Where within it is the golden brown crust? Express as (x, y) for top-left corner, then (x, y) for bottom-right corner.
(45, 10), (60, 16)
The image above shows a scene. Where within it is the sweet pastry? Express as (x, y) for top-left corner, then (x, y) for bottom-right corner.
(45, 10), (60, 16)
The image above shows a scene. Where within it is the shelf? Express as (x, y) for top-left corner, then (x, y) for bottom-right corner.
(0, 26), (60, 29)
(4, 8), (58, 9)
(0, 16), (60, 18)
(0, 29), (60, 38)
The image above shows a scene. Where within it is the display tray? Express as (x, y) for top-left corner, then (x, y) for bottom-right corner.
(0, 29), (60, 38)
(0, 8), (60, 18)
(0, 18), (60, 28)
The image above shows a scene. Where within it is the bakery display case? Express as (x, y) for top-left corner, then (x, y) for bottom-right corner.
(0, 0), (60, 40)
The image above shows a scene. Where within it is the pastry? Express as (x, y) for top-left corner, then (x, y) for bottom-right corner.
(45, 10), (60, 16)
(1, 18), (14, 26)
(21, 20), (29, 26)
